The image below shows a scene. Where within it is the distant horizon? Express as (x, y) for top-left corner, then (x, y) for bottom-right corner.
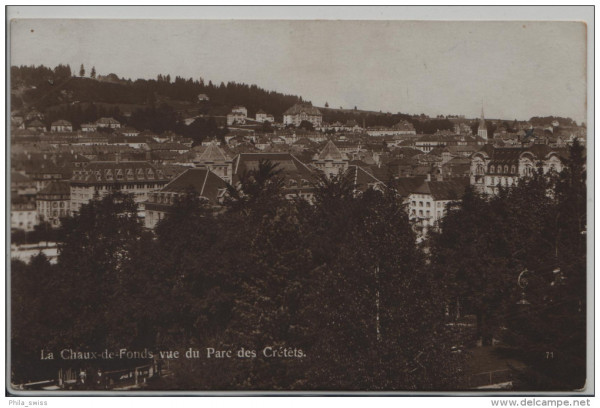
(10, 20), (587, 124)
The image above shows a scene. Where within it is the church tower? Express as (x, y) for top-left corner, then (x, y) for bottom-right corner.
(477, 104), (488, 140)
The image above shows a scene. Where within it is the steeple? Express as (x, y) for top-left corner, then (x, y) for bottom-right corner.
(478, 101), (488, 140)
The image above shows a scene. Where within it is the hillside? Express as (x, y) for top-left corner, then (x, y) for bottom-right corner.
(11, 64), (305, 128)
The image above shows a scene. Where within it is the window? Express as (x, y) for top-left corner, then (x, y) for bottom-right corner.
(426, 202), (430, 208)
(419, 210), (423, 216)
(490, 165), (495, 173)
(426, 210), (430, 217)
(419, 201), (423, 207)
(412, 201), (416, 206)
(511, 165), (516, 173)
(504, 165), (509, 173)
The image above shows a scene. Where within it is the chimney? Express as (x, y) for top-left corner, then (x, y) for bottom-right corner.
(426, 174), (431, 182)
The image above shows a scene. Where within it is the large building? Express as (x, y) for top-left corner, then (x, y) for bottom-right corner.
(227, 106), (248, 126)
(70, 161), (168, 216)
(408, 177), (470, 235)
(470, 144), (567, 195)
(283, 104), (323, 127)
(232, 153), (317, 201)
(193, 143), (233, 183)
(144, 168), (228, 229)
(50, 120), (73, 132)
(11, 196), (38, 232)
(312, 140), (349, 179)
(36, 180), (71, 227)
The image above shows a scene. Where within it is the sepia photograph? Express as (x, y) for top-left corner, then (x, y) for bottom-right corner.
(6, 6), (592, 396)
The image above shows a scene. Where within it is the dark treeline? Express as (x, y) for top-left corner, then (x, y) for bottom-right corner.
(11, 163), (464, 390)
(11, 64), (303, 124)
(429, 140), (586, 390)
(11, 142), (586, 391)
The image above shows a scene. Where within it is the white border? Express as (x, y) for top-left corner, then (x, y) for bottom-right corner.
(3, 5), (595, 404)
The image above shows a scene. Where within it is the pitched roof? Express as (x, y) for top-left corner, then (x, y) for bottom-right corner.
(51, 120), (72, 127)
(346, 165), (384, 192)
(195, 143), (231, 162)
(96, 117), (120, 125)
(232, 153), (316, 189)
(71, 161), (167, 183)
(283, 103), (322, 116)
(317, 140), (347, 161)
(160, 168), (228, 202)
(393, 176), (427, 197)
(413, 178), (470, 201)
(37, 180), (71, 196)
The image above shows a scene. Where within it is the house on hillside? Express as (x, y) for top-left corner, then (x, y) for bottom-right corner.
(51, 120), (73, 132)
(283, 104), (323, 128)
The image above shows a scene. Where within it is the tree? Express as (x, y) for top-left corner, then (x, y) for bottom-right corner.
(90, 66), (96, 79)
(79, 64), (85, 77)
(325, 102), (329, 108)
(298, 120), (314, 131)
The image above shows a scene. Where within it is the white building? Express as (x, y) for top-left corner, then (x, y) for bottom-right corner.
(470, 145), (567, 195)
(50, 120), (73, 132)
(70, 161), (168, 217)
(283, 104), (322, 127)
(408, 178), (469, 235)
(227, 106), (248, 126)
(312, 140), (349, 179)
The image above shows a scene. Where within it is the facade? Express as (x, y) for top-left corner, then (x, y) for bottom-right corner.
(408, 178), (469, 234)
(283, 104), (323, 127)
(312, 140), (349, 179)
(255, 110), (274, 123)
(11, 196), (38, 232)
(470, 145), (566, 195)
(145, 168), (228, 229)
(227, 106), (248, 126)
(96, 117), (121, 129)
(70, 161), (168, 216)
(51, 120), (73, 132)
(193, 143), (233, 183)
(80, 123), (97, 132)
(36, 180), (71, 227)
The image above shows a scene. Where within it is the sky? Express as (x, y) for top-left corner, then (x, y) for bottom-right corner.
(10, 19), (587, 123)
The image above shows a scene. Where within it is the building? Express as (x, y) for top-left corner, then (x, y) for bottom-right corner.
(232, 153), (317, 201)
(50, 120), (73, 132)
(255, 110), (275, 123)
(36, 180), (71, 227)
(70, 161), (168, 217)
(81, 123), (97, 132)
(470, 144), (567, 195)
(95, 117), (121, 129)
(144, 168), (228, 229)
(11, 196), (38, 232)
(193, 143), (233, 183)
(312, 140), (349, 179)
(227, 106), (248, 126)
(283, 104), (323, 127)
(408, 177), (469, 234)
(197, 93), (210, 102)
(26, 119), (45, 132)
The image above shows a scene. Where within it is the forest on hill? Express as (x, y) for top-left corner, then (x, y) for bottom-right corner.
(10, 64), (304, 125)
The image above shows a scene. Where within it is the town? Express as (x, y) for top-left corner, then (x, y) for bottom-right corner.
(9, 64), (587, 392)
